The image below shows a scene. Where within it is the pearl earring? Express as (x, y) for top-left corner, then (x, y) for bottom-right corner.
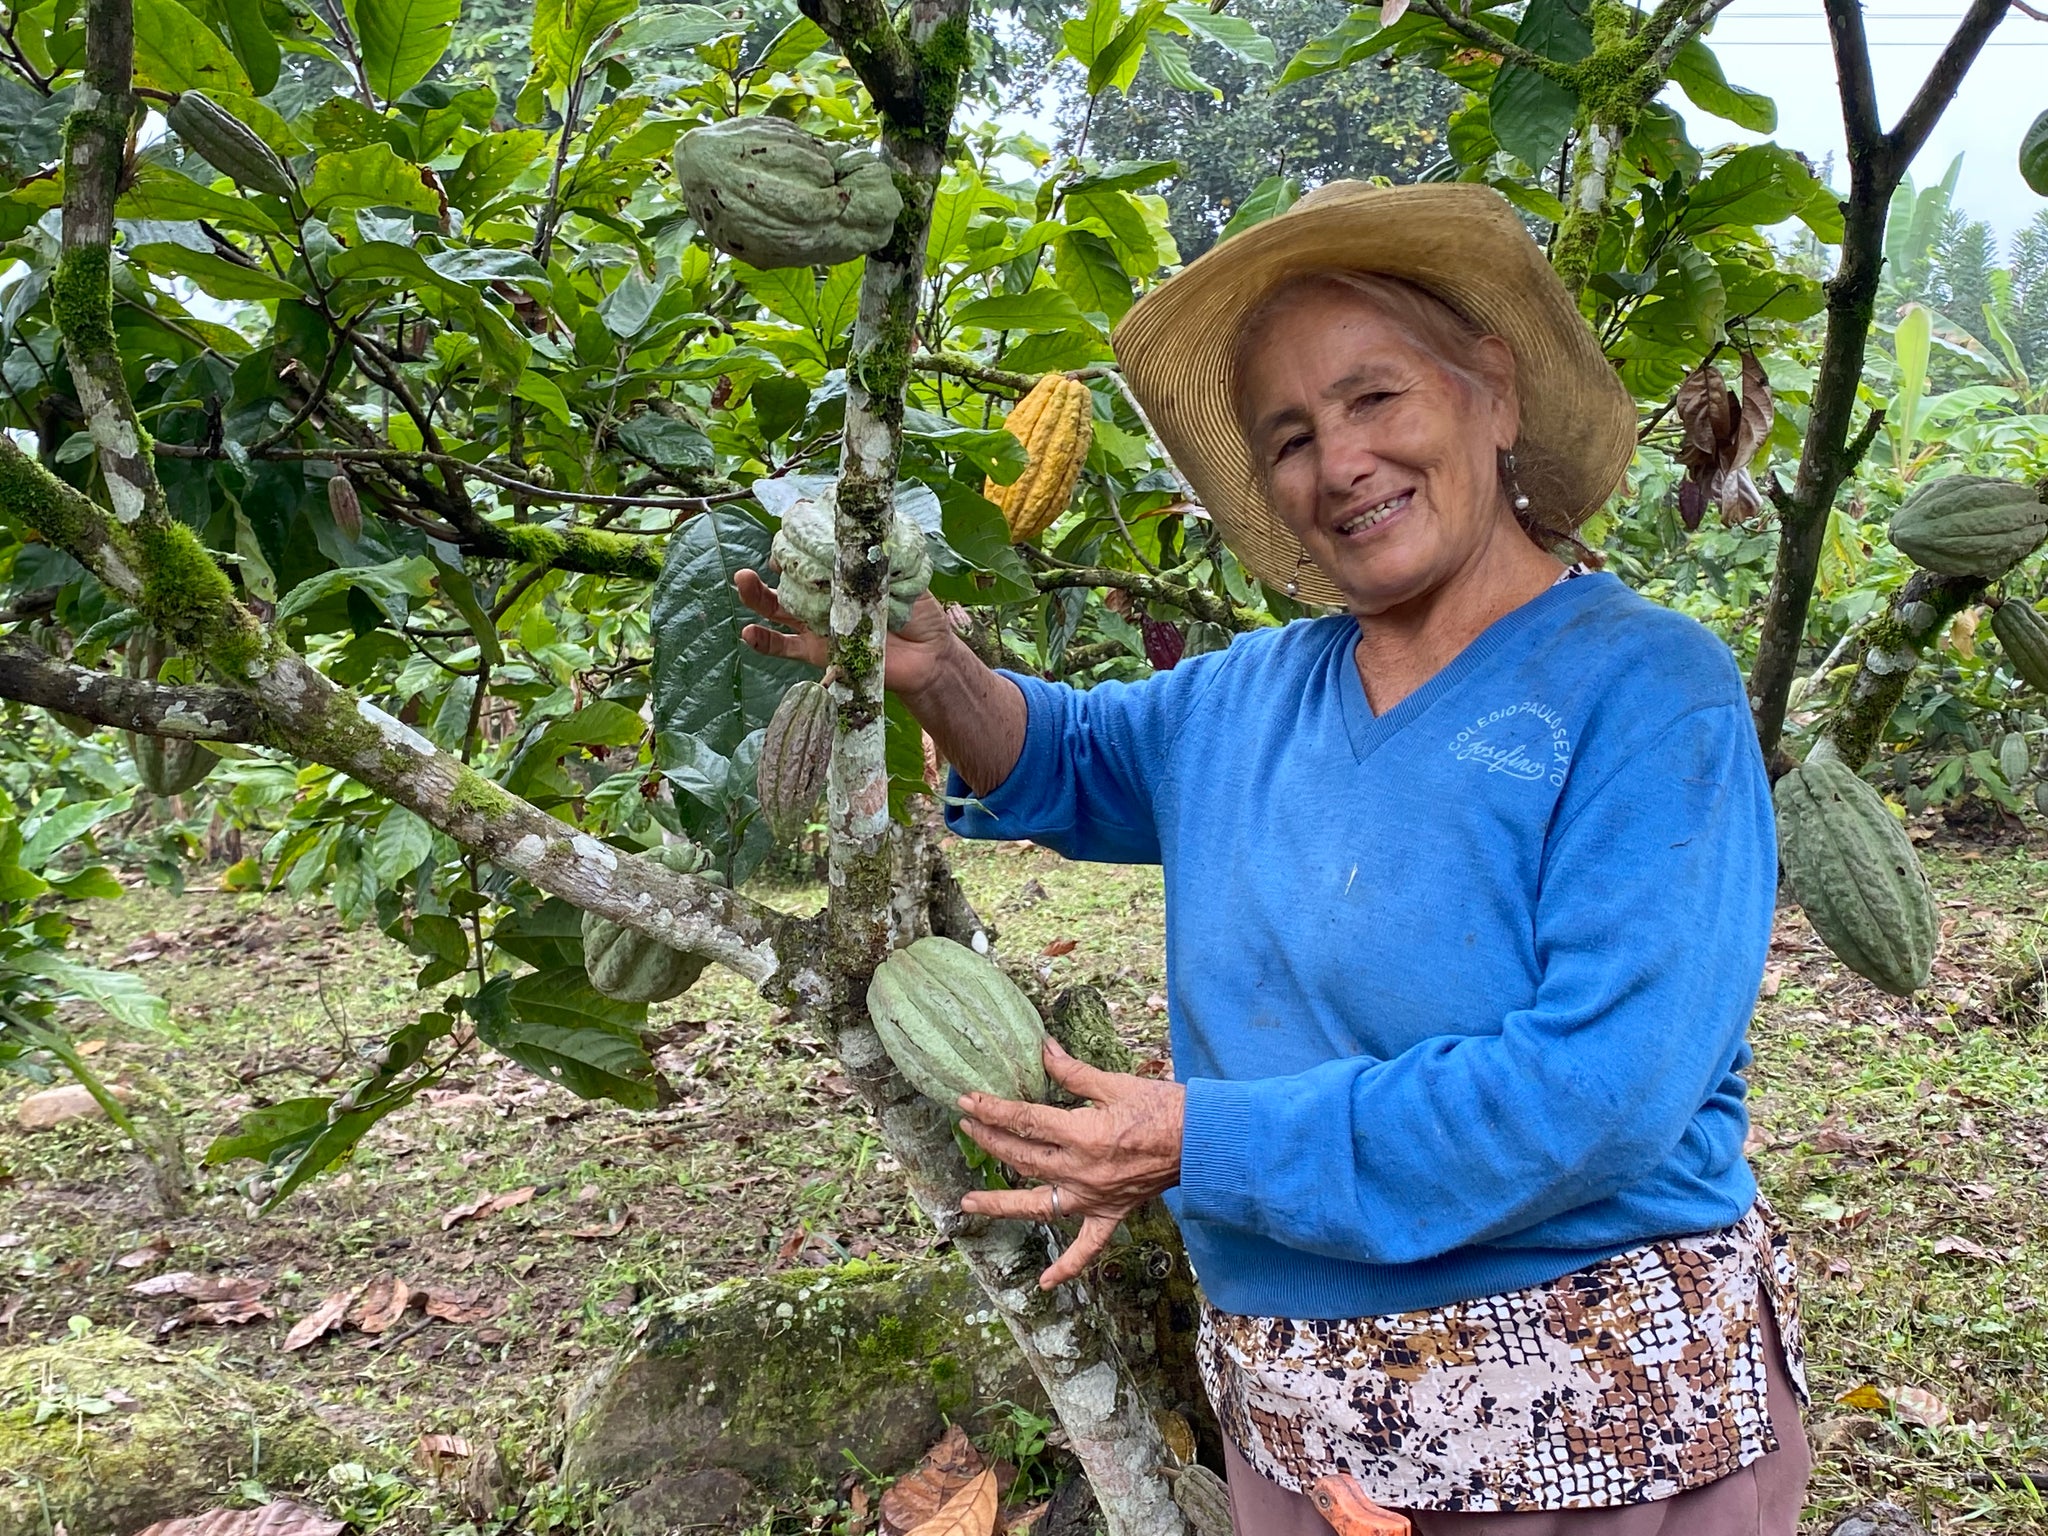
(1503, 449), (1532, 513)
(1285, 548), (1308, 598)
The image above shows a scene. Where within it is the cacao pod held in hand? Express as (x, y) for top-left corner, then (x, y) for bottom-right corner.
(867, 936), (1048, 1105)
(757, 680), (833, 843)
(769, 484), (931, 631)
(1774, 745), (1936, 996)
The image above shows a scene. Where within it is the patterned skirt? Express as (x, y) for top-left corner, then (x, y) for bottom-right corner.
(1197, 1203), (1807, 1513)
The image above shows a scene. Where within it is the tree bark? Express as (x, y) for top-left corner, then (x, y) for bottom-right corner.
(1818, 571), (1986, 772)
(1747, 0), (2009, 760)
(0, 636), (266, 740)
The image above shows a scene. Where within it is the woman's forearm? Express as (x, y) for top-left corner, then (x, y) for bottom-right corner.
(899, 638), (1030, 795)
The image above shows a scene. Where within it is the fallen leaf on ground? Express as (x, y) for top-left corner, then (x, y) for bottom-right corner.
(114, 1236), (172, 1270)
(161, 1298), (275, 1333)
(556, 1212), (630, 1240)
(131, 1500), (345, 1536)
(0, 1294), (24, 1327)
(421, 1287), (498, 1325)
(883, 1425), (985, 1536)
(1933, 1235), (1999, 1261)
(1838, 1383), (1889, 1411)
(1892, 1386), (1951, 1428)
(1004, 1503), (1048, 1536)
(440, 1186), (536, 1231)
(416, 1431), (473, 1474)
(1040, 938), (1078, 958)
(129, 1271), (267, 1303)
(906, 1468), (998, 1536)
(349, 1274), (417, 1334)
(282, 1286), (363, 1352)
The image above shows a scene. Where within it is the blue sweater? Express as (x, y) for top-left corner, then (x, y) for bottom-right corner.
(946, 572), (1777, 1320)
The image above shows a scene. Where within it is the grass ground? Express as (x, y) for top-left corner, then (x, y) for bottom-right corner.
(3, 832), (2048, 1533)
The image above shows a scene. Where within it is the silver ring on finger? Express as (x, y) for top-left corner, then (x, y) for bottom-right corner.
(1049, 1185), (1064, 1220)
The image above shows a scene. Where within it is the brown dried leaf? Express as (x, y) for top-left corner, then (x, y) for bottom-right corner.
(1892, 1385), (1951, 1427)
(348, 1274), (417, 1334)
(0, 1294), (24, 1328)
(114, 1235), (172, 1270)
(1040, 938), (1079, 958)
(439, 1185), (537, 1231)
(1730, 350), (1773, 471)
(905, 1468), (998, 1536)
(1674, 364), (1731, 466)
(162, 1297), (275, 1333)
(1933, 1234), (1999, 1261)
(417, 1431), (474, 1475)
(131, 1501), (345, 1536)
(129, 1271), (268, 1303)
(282, 1286), (363, 1352)
(421, 1287), (500, 1325)
(881, 1425), (985, 1536)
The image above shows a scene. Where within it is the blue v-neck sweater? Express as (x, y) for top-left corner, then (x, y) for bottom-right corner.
(946, 572), (1777, 1320)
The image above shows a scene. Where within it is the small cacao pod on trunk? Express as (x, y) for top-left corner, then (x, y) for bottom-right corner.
(1774, 744), (1936, 996)
(165, 91), (295, 199)
(756, 680), (833, 843)
(1889, 475), (2048, 578)
(329, 472), (362, 540)
(867, 936), (1049, 1106)
(582, 840), (722, 1002)
(1991, 597), (2048, 692)
(984, 374), (1092, 543)
(1142, 617), (1185, 670)
(124, 626), (219, 796)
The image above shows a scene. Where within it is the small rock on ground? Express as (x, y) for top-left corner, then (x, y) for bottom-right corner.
(1825, 1503), (1928, 1536)
(16, 1083), (111, 1130)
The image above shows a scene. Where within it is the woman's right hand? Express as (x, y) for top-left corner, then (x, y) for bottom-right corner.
(734, 570), (965, 701)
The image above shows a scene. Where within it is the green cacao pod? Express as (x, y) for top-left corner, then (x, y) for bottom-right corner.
(1992, 597), (2048, 692)
(581, 841), (722, 1002)
(2001, 730), (2032, 787)
(1889, 475), (2048, 578)
(769, 485), (932, 631)
(1774, 747), (1937, 996)
(867, 936), (1049, 1105)
(1171, 1467), (1233, 1536)
(124, 627), (218, 796)
(674, 118), (902, 269)
(166, 91), (295, 199)
(757, 680), (832, 843)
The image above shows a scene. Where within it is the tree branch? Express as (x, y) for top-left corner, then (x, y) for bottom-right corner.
(1029, 564), (1255, 631)
(0, 636), (268, 740)
(1824, 0), (1883, 163)
(1821, 570), (1987, 771)
(1881, 0), (2009, 183)
(797, 0), (925, 126)
(1414, 0), (1565, 80)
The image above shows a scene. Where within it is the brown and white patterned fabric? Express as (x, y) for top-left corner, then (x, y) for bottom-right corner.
(1197, 1203), (1806, 1514)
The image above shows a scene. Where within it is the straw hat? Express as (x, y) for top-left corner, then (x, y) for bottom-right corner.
(1110, 181), (1636, 608)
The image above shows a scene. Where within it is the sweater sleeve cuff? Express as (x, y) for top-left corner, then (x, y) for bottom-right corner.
(1176, 1076), (1260, 1228)
(943, 673), (1061, 840)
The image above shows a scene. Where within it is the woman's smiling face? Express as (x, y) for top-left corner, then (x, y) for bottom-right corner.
(1237, 281), (1523, 616)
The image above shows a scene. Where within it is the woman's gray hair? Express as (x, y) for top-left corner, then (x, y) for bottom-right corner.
(1229, 269), (1597, 564)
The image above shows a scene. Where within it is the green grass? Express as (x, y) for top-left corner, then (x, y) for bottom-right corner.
(6, 837), (2048, 1532)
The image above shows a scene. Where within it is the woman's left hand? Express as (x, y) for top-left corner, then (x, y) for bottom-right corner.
(957, 1037), (1186, 1289)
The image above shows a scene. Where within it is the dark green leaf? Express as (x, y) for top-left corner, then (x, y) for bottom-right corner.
(1669, 38), (1774, 134)
(220, 0), (280, 95)
(2023, 110), (2048, 197)
(347, 0), (460, 101)
(954, 289), (1099, 336)
(617, 412), (715, 474)
(1219, 175), (1298, 242)
(491, 897), (587, 970)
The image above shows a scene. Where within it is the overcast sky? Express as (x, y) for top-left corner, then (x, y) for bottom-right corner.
(1680, 3), (2045, 243)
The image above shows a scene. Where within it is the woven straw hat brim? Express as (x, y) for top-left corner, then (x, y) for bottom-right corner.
(1110, 182), (1637, 608)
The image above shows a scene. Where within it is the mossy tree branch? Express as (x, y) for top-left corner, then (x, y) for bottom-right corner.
(1029, 562), (1261, 632)
(1819, 570), (1987, 772)
(0, 636), (267, 741)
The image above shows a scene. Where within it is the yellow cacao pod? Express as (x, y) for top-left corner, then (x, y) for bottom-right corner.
(984, 374), (1092, 543)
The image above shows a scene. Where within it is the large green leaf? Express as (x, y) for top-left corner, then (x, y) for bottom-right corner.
(1053, 230), (1135, 323)
(133, 0), (250, 93)
(2023, 111), (2048, 198)
(1669, 38), (1774, 134)
(1219, 175), (1299, 242)
(649, 508), (813, 757)
(13, 951), (172, 1035)
(1488, 0), (1589, 173)
(492, 898), (587, 970)
(304, 143), (441, 215)
(532, 0), (639, 92)
(478, 971), (657, 1108)
(117, 168), (283, 235)
(445, 130), (550, 216)
(124, 244), (304, 302)
(220, 0), (280, 94)
(1165, 3), (1274, 66)
(954, 289), (1099, 336)
(347, 0), (460, 102)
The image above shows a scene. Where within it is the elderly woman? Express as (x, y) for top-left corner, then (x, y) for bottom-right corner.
(740, 182), (1808, 1534)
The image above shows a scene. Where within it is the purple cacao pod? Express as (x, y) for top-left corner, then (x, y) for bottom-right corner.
(1143, 617), (1185, 671)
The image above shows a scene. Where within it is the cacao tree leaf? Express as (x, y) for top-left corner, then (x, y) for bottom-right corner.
(2023, 110), (2048, 197)
(1488, 0), (1589, 173)
(1146, 34), (1216, 98)
(746, 15), (828, 74)
(954, 289), (1099, 336)
(492, 898), (586, 970)
(133, 0), (250, 94)
(346, 0), (460, 102)
(368, 808), (434, 884)
(203, 1097), (330, 1166)
(1219, 175), (1298, 242)
(1669, 38), (1774, 134)
(650, 508), (813, 757)
(617, 412), (714, 475)
(13, 951), (172, 1035)
(1163, 4), (1274, 66)
(304, 144), (440, 215)
(219, 0), (280, 95)
(532, 0), (639, 93)
(444, 130), (551, 216)
(117, 168), (283, 235)
(479, 971), (657, 1108)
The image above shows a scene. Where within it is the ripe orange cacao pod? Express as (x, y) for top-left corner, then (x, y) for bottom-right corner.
(984, 374), (1092, 542)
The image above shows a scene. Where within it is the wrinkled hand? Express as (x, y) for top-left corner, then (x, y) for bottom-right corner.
(734, 570), (961, 700)
(958, 1038), (1185, 1289)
